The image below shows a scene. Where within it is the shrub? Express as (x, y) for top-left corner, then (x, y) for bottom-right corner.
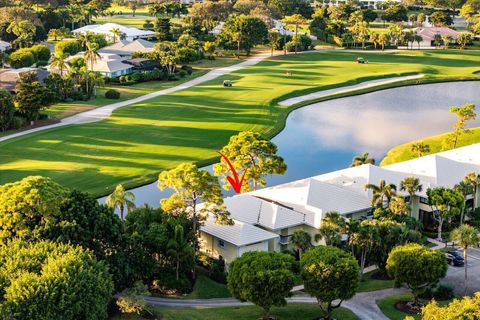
(130, 72), (144, 82)
(30, 44), (51, 61)
(175, 47), (202, 64)
(143, 20), (154, 29)
(55, 40), (82, 55)
(9, 49), (35, 68)
(105, 89), (120, 99)
(0, 240), (113, 320)
(12, 116), (25, 129)
(36, 60), (48, 67)
(178, 70), (188, 78)
(152, 273), (192, 294)
(181, 65), (193, 75)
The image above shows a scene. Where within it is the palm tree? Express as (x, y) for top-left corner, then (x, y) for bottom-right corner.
(365, 179), (397, 208)
(442, 34), (453, 49)
(83, 42), (101, 97)
(451, 225), (480, 295)
(290, 229), (312, 259)
(464, 172), (480, 209)
(400, 176), (423, 215)
(77, 32), (91, 50)
(167, 224), (195, 280)
(110, 27), (124, 43)
(411, 142), (430, 157)
(106, 184), (136, 220)
(351, 152), (375, 167)
(281, 14), (307, 54)
(50, 52), (69, 77)
(315, 211), (346, 246)
(454, 181), (474, 224)
(433, 33), (442, 48)
(349, 222), (379, 279)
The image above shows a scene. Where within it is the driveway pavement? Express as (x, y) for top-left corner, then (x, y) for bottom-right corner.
(442, 247), (480, 295)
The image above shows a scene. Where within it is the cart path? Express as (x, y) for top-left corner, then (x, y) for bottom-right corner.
(278, 74), (424, 107)
(145, 287), (408, 320)
(0, 51), (278, 143)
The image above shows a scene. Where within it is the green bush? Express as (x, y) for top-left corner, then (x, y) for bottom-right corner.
(30, 44), (51, 61)
(36, 60), (48, 67)
(175, 47), (202, 64)
(153, 272), (192, 294)
(130, 72), (144, 82)
(9, 49), (35, 68)
(178, 70), (188, 78)
(0, 240), (113, 320)
(12, 116), (25, 130)
(105, 89), (120, 99)
(55, 40), (82, 55)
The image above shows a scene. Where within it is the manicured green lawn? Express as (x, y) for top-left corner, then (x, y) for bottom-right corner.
(111, 304), (359, 320)
(381, 127), (480, 166)
(1, 50), (479, 195)
(357, 270), (394, 292)
(45, 57), (245, 119)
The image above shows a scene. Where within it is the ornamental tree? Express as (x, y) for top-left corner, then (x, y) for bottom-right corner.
(0, 89), (14, 132)
(386, 243), (447, 306)
(0, 240), (113, 320)
(214, 131), (287, 192)
(0, 176), (68, 242)
(227, 251), (295, 320)
(420, 292), (480, 320)
(300, 246), (359, 320)
(449, 103), (476, 149)
(158, 163), (232, 237)
(427, 187), (464, 240)
(218, 15), (268, 56)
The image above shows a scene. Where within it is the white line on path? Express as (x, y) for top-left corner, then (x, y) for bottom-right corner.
(278, 74), (424, 107)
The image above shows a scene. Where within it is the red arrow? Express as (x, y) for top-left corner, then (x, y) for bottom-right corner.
(217, 151), (247, 193)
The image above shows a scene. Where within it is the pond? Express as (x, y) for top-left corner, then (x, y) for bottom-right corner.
(99, 81), (480, 208)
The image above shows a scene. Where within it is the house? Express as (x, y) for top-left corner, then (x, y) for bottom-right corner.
(59, 52), (134, 78)
(199, 143), (480, 265)
(124, 58), (161, 71)
(316, 0), (400, 9)
(0, 40), (11, 52)
(412, 27), (460, 47)
(98, 39), (156, 58)
(0, 68), (49, 93)
(72, 23), (156, 42)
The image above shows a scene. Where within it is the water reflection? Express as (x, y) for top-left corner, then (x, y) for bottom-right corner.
(99, 81), (480, 208)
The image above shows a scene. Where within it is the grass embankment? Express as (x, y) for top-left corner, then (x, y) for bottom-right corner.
(1, 50), (479, 195)
(111, 304), (359, 320)
(381, 127), (480, 166)
(184, 274), (231, 299)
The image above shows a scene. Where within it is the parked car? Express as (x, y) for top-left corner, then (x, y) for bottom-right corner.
(445, 250), (464, 266)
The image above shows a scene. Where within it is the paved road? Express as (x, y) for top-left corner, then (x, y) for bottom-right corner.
(145, 287), (408, 320)
(442, 246), (480, 295)
(278, 74), (424, 107)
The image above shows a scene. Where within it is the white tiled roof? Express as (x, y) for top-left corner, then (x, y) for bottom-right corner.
(201, 215), (278, 247)
(99, 39), (155, 55)
(73, 23), (155, 38)
(200, 143), (480, 245)
(64, 52), (133, 73)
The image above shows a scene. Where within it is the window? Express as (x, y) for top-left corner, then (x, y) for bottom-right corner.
(218, 239), (226, 248)
(419, 197), (429, 204)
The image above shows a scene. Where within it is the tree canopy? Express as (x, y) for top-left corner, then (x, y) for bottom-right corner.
(300, 246), (359, 320)
(387, 243), (448, 305)
(0, 240), (113, 320)
(227, 251), (295, 319)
